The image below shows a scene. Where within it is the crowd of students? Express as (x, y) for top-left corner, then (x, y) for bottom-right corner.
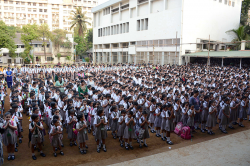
(0, 63), (250, 161)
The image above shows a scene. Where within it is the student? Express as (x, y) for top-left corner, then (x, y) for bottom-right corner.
(201, 95), (209, 133)
(221, 98), (230, 133)
(187, 105), (196, 137)
(206, 100), (217, 135)
(76, 113), (88, 154)
(123, 111), (136, 150)
(29, 114), (46, 160)
(50, 118), (64, 157)
(94, 109), (108, 153)
(165, 104), (175, 145)
(110, 106), (119, 139)
(182, 102), (189, 126)
(117, 110), (126, 147)
(161, 105), (167, 141)
(2, 112), (17, 160)
(239, 96), (247, 127)
(67, 109), (77, 146)
(154, 103), (162, 137)
(149, 98), (156, 133)
(139, 111), (150, 148)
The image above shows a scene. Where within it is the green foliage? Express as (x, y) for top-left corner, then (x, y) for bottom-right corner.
(85, 57), (89, 62)
(74, 28), (93, 57)
(226, 26), (250, 48)
(21, 24), (39, 61)
(7, 26), (23, 33)
(0, 21), (16, 58)
(56, 53), (61, 60)
(240, 0), (250, 36)
(86, 28), (93, 43)
(66, 55), (71, 61)
(60, 38), (72, 49)
(52, 29), (70, 54)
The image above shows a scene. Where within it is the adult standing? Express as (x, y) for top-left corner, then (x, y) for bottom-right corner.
(6, 67), (13, 88)
(55, 76), (65, 93)
(189, 89), (201, 130)
(78, 80), (88, 98)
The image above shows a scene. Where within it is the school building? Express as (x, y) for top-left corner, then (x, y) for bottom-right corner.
(92, 0), (243, 65)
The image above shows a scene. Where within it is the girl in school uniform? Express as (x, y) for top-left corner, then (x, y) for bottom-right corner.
(111, 106), (119, 139)
(161, 105), (167, 141)
(2, 112), (17, 160)
(67, 109), (77, 146)
(29, 114), (46, 160)
(139, 111), (150, 148)
(76, 113), (88, 154)
(229, 96), (238, 129)
(165, 104), (175, 145)
(239, 96), (247, 127)
(206, 100), (217, 135)
(50, 118), (64, 157)
(149, 99), (156, 133)
(117, 110), (126, 147)
(173, 99), (181, 125)
(201, 96), (209, 133)
(124, 111), (136, 150)
(221, 98), (230, 133)
(154, 103), (162, 137)
(187, 105), (196, 137)
(94, 109), (108, 153)
(181, 102), (189, 126)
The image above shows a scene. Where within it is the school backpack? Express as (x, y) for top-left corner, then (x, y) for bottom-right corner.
(180, 126), (191, 140)
(174, 122), (183, 135)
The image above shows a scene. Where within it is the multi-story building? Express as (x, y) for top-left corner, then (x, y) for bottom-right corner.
(0, 0), (98, 31)
(0, 33), (75, 64)
(92, 0), (242, 65)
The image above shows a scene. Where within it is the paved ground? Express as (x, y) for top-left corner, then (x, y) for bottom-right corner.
(3, 88), (250, 166)
(110, 129), (250, 166)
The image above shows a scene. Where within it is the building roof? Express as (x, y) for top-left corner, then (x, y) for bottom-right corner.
(14, 33), (50, 45)
(92, 0), (122, 13)
(183, 51), (250, 58)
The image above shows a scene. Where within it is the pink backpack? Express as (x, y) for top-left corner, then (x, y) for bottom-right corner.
(174, 122), (183, 135)
(181, 126), (191, 140)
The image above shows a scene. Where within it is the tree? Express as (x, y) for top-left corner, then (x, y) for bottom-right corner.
(70, 7), (91, 59)
(38, 23), (53, 61)
(52, 29), (67, 55)
(56, 53), (61, 62)
(21, 24), (39, 63)
(7, 26), (23, 33)
(66, 55), (71, 63)
(226, 26), (250, 48)
(0, 21), (16, 58)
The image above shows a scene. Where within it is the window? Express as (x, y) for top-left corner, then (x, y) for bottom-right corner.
(63, 10), (67, 14)
(145, 18), (148, 30)
(126, 22), (129, 33)
(44, 9), (47, 13)
(33, 9), (36, 12)
(219, 0), (222, 3)
(16, 7), (20, 11)
(47, 57), (53, 61)
(224, 0), (227, 5)
(28, 2), (31, 6)
(9, 1), (13, 4)
(123, 23), (125, 33)
(21, 45), (24, 48)
(33, 3), (36, 6)
(21, 2), (25, 5)
(111, 26), (113, 35)
(16, 1), (20, 5)
(232, 2), (235, 7)
(137, 20), (140, 31)
(141, 19), (144, 30)
(39, 3), (43, 6)
(10, 7), (14, 11)
(4, 6), (8, 10)
(47, 44), (49, 48)
(28, 8), (31, 12)
(21, 7), (25, 11)
(63, 5), (66, 8)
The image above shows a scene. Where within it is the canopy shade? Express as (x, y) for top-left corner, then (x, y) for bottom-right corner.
(183, 51), (250, 58)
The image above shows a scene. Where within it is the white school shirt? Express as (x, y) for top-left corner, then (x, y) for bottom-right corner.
(139, 116), (147, 124)
(29, 122), (43, 130)
(209, 106), (215, 113)
(161, 110), (166, 118)
(93, 116), (107, 125)
(118, 116), (125, 123)
(111, 112), (119, 119)
(66, 116), (77, 124)
(125, 117), (136, 123)
(188, 109), (196, 116)
(76, 121), (87, 130)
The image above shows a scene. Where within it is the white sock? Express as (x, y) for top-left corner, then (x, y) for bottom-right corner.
(201, 124), (203, 130)
(167, 137), (170, 141)
(19, 138), (22, 140)
(222, 125), (226, 131)
(158, 130), (160, 135)
(161, 133), (164, 138)
(144, 139), (146, 144)
(208, 129), (210, 132)
(164, 133), (166, 137)
(130, 142), (132, 146)
(125, 142), (128, 146)
(12, 153), (14, 156)
(8, 153), (11, 156)
(97, 145), (99, 149)
(40, 150), (43, 153)
(103, 144), (106, 149)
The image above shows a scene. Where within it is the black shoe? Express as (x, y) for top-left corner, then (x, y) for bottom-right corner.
(239, 124), (245, 127)
(208, 131), (213, 135)
(74, 142), (77, 146)
(222, 130), (228, 134)
(204, 129), (208, 131)
(16, 143), (18, 147)
(83, 150), (87, 154)
(228, 126), (235, 129)
(113, 136), (116, 139)
(211, 131), (215, 135)
(97, 149), (100, 153)
(120, 143), (124, 147)
(201, 129), (205, 133)
(85, 145), (88, 149)
(8, 156), (11, 161)
(244, 118), (247, 120)
(61, 144), (64, 147)
(139, 144), (142, 148)
(80, 150), (84, 154)
(60, 151), (64, 155)
(162, 137), (166, 141)
(37, 148), (40, 152)
(21, 135), (23, 138)
(129, 145), (134, 150)
(103, 148), (107, 152)
(15, 148), (18, 152)
(19, 139), (22, 143)
(219, 127), (222, 130)
(55, 147), (58, 151)
(54, 153), (57, 157)
(88, 129), (91, 133)
(144, 143), (148, 147)
(32, 155), (37, 160)
(11, 155), (15, 160)
(34, 146), (36, 150)
(70, 143), (73, 147)
(150, 130), (154, 133)
(125, 146), (129, 150)
(167, 141), (173, 145)
(137, 139), (140, 143)
(40, 153), (46, 157)
(21, 129), (23, 132)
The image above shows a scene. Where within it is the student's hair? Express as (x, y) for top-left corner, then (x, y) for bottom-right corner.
(52, 119), (58, 125)
(31, 114), (39, 120)
(4, 112), (11, 117)
(128, 110), (133, 116)
(97, 108), (103, 116)
(77, 113), (83, 122)
(52, 109), (59, 115)
(69, 109), (75, 115)
(204, 95), (209, 100)
(137, 105), (142, 110)
(142, 110), (147, 115)
(110, 106), (117, 112)
(121, 110), (126, 114)
(209, 100), (215, 107)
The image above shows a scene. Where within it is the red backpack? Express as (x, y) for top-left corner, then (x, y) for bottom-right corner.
(174, 122), (183, 135)
(181, 126), (191, 140)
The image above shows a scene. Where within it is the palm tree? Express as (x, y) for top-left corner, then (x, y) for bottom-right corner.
(70, 7), (91, 60)
(226, 26), (249, 48)
(38, 23), (52, 62)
